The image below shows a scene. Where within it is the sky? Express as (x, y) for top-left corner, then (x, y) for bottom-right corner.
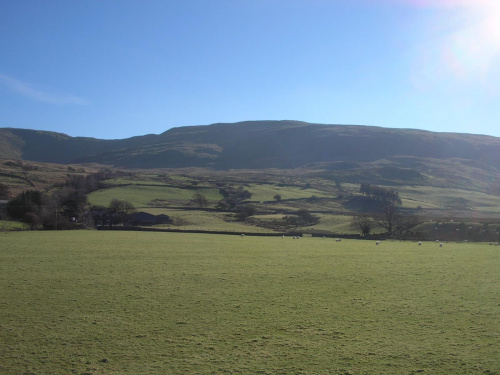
(1, 0), (499, 140)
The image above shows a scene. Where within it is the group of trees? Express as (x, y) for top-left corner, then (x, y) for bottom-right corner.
(216, 186), (252, 210)
(0, 182), (10, 200)
(191, 187), (257, 222)
(3, 169), (127, 229)
(350, 205), (417, 238)
(351, 184), (417, 238)
(359, 183), (401, 205)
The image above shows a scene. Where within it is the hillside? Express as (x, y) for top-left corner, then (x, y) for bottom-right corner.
(1, 121), (500, 192)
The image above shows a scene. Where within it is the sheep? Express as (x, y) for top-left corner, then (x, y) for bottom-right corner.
(418, 242), (422, 246)
(336, 238), (342, 242)
(240, 234), (245, 238)
(440, 243), (443, 247)
(376, 241), (380, 245)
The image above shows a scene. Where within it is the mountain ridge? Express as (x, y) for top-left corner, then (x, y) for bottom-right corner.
(1, 121), (500, 180)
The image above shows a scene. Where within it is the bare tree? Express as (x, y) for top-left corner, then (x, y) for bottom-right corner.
(192, 192), (209, 208)
(374, 203), (417, 238)
(350, 214), (374, 236)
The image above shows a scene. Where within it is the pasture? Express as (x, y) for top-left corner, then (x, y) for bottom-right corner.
(1, 231), (499, 374)
(88, 185), (222, 208)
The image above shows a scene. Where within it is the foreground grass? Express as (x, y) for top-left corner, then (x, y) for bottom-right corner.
(1, 232), (499, 374)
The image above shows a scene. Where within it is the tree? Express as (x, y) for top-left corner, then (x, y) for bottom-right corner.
(218, 186), (252, 209)
(351, 215), (374, 236)
(273, 194), (282, 202)
(295, 209), (319, 225)
(7, 190), (43, 221)
(374, 203), (417, 238)
(360, 183), (372, 197)
(335, 180), (343, 193)
(235, 205), (256, 221)
(109, 199), (135, 224)
(24, 211), (42, 230)
(0, 182), (10, 200)
(192, 192), (208, 208)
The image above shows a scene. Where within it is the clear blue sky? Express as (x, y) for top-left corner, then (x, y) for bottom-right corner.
(1, 0), (499, 139)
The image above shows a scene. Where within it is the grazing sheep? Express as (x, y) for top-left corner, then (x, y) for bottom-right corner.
(336, 238), (342, 242)
(418, 242), (422, 246)
(241, 234), (245, 238)
(440, 243), (443, 247)
(376, 241), (380, 245)
(489, 242), (493, 245)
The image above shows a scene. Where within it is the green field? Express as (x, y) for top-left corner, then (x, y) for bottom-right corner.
(245, 183), (332, 203)
(146, 208), (278, 234)
(0, 220), (27, 231)
(88, 186), (223, 208)
(398, 186), (500, 213)
(1, 231), (499, 374)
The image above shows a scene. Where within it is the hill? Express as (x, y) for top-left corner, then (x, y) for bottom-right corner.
(1, 121), (500, 192)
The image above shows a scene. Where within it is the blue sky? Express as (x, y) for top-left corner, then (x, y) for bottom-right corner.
(1, 0), (499, 139)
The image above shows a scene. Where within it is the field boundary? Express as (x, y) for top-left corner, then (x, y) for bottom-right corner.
(95, 225), (366, 239)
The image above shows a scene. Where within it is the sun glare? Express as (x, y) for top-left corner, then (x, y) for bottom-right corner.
(408, 0), (500, 89)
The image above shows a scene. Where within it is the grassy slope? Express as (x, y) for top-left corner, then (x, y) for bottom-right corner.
(398, 186), (500, 213)
(88, 186), (223, 208)
(1, 231), (499, 374)
(0, 159), (98, 196)
(246, 183), (332, 202)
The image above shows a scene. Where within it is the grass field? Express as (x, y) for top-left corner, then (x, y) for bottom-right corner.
(245, 184), (332, 203)
(398, 186), (500, 213)
(88, 186), (223, 208)
(1, 231), (499, 374)
(146, 209), (279, 234)
(0, 220), (27, 230)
